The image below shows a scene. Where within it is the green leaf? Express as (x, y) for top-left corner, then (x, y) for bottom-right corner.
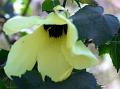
(0, 80), (7, 89)
(21, 0), (32, 15)
(0, 50), (8, 79)
(109, 34), (120, 72)
(23, 0), (29, 4)
(0, 68), (5, 78)
(70, 5), (120, 46)
(10, 0), (16, 3)
(79, 0), (98, 6)
(12, 70), (97, 89)
(42, 0), (60, 12)
(20, 32), (28, 37)
(98, 43), (110, 55)
(0, 49), (9, 66)
(96, 85), (102, 89)
(0, 50), (9, 59)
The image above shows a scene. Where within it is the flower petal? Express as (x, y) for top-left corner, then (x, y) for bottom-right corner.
(44, 12), (67, 25)
(3, 16), (42, 35)
(37, 50), (73, 82)
(45, 10), (78, 48)
(38, 43), (73, 82)
(35, 8), (77, 82)
(36, 27), (73, 82)
(62, 41), (97, 70)
(4, 30), (41, 78)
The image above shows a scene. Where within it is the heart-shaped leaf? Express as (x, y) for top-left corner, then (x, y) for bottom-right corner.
(12, 70), (97, 89)
(71, 5), (120, 45)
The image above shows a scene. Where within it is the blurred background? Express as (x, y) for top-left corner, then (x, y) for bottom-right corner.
(0, 0), (120, 89)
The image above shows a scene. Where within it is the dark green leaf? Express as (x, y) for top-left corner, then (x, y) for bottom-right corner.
(70, 5), (120, 46)
(0, 68), (5, 78)
(0, 50), (8, 79)
(96, 84), (102, 89)
(12, 70), (97, 89)
(98, 43), (110, 55)
(19, 32), (28, 37)
(0, 49), (9, 66)
(42, 0), (60, 12)
(0, 50), (9, 59)
(0, 80), (7, 89)
(109, 34), (120, 72)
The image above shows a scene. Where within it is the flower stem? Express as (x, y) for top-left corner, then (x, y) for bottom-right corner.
(52, 0), (55, 7)
(21, 0), (32, 16)
(75, 0), (81, 8)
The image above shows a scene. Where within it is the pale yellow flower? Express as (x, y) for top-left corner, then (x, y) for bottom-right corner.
(3, 5), (97, 82)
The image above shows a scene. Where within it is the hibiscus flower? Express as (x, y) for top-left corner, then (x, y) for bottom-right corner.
(3, 5), (97, 82)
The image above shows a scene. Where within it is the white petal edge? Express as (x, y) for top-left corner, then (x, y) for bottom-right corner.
(3, 16), (42, 35)
(62, 41), (98, 70)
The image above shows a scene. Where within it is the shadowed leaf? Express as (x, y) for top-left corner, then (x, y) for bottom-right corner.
(12, 70), (97, 89)
(71, 5), (120, 45)
(109, 34), (120, 72)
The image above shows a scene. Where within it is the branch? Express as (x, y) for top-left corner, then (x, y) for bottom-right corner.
(21, 0), (32, 16)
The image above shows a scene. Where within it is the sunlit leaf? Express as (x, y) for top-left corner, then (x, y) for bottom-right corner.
(80, 0), (98, 6)
(42, 0), (60, 12)
(10, 0), (17, 3)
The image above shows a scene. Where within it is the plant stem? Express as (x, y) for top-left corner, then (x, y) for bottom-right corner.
(2, 31), (11, 44)
(63, 0), (67, 7)
(21, 0), (32, 16)
(75, 0), (81, 8)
